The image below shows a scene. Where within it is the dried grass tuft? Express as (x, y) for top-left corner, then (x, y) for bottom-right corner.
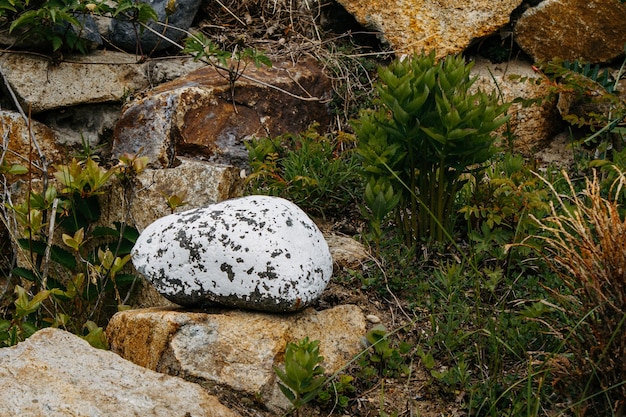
(195, 0), (392, 130)
(532, 169), (626, 415)
(198, 0), (325, 56)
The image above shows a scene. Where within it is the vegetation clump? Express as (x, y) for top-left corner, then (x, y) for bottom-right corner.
(0, 152), (146, 348)
(353, 51), (510, 244)
(257, 51), (626, 416)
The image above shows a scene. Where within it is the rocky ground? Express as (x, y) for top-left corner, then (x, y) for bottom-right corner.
(1, 0), (623, 415)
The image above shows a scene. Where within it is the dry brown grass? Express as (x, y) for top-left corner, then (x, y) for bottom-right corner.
(532, 169), (626, 415)
(195, 0), (392, 131)
(198, 0), (324, 54)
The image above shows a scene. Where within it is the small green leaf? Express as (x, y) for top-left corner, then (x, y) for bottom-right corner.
(51, 35), (63, 51)
(18, 239), (78, 271)
(111, 273), (137, 286)
(0, 320), (11, 332)
(417, 346), (436, 370)
(21, 322), (39, 338)
(11, 267), (39, 282)
(6, 164), (28, 175)
(9, 9), (37, 32)
(277, 382), (296, 402)
(81, 321), (108, 349)
(92, 226), (119, 238)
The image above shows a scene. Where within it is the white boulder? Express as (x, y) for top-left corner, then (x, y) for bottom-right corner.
(131, 195), (333, 312)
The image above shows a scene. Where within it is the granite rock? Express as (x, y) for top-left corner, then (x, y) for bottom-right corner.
(107, 305), (367, 413)
(334, 0), (521, 58)
(514, 0), (626, 64)
(111, 58), (332, 169)
(0, 50), (148, 113)
(0, 328), (239, 417)
(132, 195), (333, 312)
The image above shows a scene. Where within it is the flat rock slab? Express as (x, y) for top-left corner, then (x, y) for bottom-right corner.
(0, 328), (239, 417)
(0, 50), (148, 113)
(335, 0), (521, 58)
(131, 195), (333, 312)
(107, 304), (367, 413)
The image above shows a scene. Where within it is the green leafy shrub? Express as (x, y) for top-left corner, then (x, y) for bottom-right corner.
(183, 32), (272, 100)
(0, 0), (157, 54)
(427, 264), (563, 415)
(353, 51), (510, 244)
(343, 182), (565, 415)
(358, 325), (412, 380)
(245, 124), (363, 220)
(274, 337), (326, 415)
(0, 154), (147, 348)
(315, 374), (355, 412)
(459, 153), (552, 271)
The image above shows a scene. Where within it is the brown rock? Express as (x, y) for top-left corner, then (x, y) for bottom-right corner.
(112, 58), (333, 169)
(107, 305), (367, 412)
(0, 110), (66, 168)
(470, 58), (561, 155)
(0, 328), (239, 417)
(325, 233), (370, 269)
(514, 0), (626, 64)
(335, 0), (522, 58)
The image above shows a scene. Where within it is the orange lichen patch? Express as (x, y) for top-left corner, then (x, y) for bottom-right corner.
(0, 112), (66, 169)
(336, 0), (520, 58)
(514, 0), (626, 63)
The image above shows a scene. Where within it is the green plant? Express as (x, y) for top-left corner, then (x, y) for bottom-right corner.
(2, 0), (157, 54)
(413, 256), (565, 415)
(183, 32), (272, 69)
(245, 125), (363, 220)
(161, 190), (188, 214)
(459, 152), (551, 273)
(0, 159), (28, 175)
(362, 177), (401, 250)
(590, 146), (626, 209)
(0, 154), (144, 348)
(274, 337), (326, 415)
(182, 32), (272, 106)
(353, 51), (510, 244)
(315, 374), (355, 412)
(358, 325), (412, 380)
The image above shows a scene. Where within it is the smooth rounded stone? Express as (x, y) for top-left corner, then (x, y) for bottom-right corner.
(366, 314), (381, 324)
(131, 196), (333, 312)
